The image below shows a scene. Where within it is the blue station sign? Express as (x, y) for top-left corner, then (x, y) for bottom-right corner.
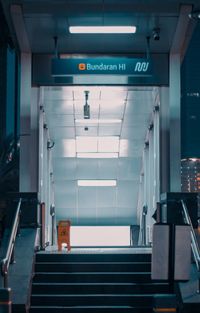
(51, 58), (152, 77)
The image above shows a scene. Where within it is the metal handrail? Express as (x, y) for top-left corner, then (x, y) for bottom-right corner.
(181, 199), (200, 271)
(1, 198), (22, 288)
(138, 205), (148, 246)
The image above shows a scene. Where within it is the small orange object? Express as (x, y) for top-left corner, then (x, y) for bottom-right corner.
(57, 220), (71, 251)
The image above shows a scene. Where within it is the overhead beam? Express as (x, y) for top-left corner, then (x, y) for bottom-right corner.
(170, 4), (193, 60)
(169, 5), (194, 192)
(10, 4), (31, 53)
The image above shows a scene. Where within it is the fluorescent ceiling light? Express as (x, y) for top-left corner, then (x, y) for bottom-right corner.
(78, 180), (117, 187)
(69, 26), (136, 34)
(77, 152), (119, 158)
(75, 118), (122, 124)
(76, 136), (119, 153)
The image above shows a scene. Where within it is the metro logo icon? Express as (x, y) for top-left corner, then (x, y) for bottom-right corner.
(79, 63), (86, 70)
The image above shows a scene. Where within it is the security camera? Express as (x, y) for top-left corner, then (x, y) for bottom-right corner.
(152, 28), (160, 41)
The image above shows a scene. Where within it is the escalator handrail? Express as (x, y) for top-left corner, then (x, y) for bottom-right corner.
(181, 199), (200, 271)
(1, 198), (22, 288)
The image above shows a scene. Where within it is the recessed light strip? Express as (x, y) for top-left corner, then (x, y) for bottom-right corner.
(69, 26), (136, 34)
(78, 180), (117, 187)
(77, 152), (119, 158)
(75, 119), (122, 124)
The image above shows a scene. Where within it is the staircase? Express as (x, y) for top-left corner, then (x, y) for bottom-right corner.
(29, 251), (177, 313)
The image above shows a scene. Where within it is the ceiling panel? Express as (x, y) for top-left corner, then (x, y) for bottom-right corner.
(44, 89), (74, 100)
(50, 127), (75, 140)
(44, 100), (74, 114)
(117, 181), (139, 208)
(97, 159), (118, 179)
(118, 158), (141, 180)
(53, 139), (76, 157)
(53, 158), (77, 180)
(76, 159), (99, 179)
(98, 125), (121, 136)
(47, 114), (75, 127)
(76, 126), (98, 137)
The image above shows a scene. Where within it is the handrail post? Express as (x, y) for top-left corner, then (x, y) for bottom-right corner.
(0, 288), (11, 313)
(4, 271), (8, 289)
(50, 204), (55, 246)
(197, 276), (200, 294)
(17, 210), (21, 237)
(0, 198), (22, 289)
(40, 202), (46, 250)
(181, 199), (200, 294)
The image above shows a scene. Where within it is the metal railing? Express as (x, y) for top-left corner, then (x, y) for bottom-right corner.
(1, 198), (22, 288)
(181, 199), (200, 292)
(138, 205), (148, 246)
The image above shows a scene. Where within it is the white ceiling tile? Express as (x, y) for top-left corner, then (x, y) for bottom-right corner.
(121, 127), (142, 139)
(50, 127), (75, 139)
(119, 139), (143, 157)
(44, 100), (74, 114)
(118, 158), (141, 180)
(98, 136), (119, 152)
(53, 158), (77, 180)
(100, 102), (125, 116)
(100, 88), (127, 100)
(98, 125), (121, 136)
(44, 89), (74, 100)
(117, 181), (138, 207)
(97, 159), (118, 179)
(78, 187), (97, 209)
(48, 114), (75, 127)
(76, 136), (98, 152)
(55, 180), (77, 195)
(76, 126), (98, 137)
(77, 159), (98, 178)
(53, 139), (76, 157)
(97, 188), (116, 208)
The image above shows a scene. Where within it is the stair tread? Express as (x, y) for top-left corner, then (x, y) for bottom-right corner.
(30, 305), (151, 308)
(32, 282), (169, 285)
(35, 272), (151, 275)
(32, 293), (174, 297)
(36, 262), (150, 264)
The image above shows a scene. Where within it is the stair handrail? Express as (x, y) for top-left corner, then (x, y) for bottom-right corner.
(138, 204), (148, 246)
(1, 198), (22, 288)
(180, 199), (200, 272)
(181, 199), (200, 293)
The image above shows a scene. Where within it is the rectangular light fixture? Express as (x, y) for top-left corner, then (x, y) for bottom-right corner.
(77, 152), (119, 158)
(76, 136), (119, 153)
(75, 118), (122, 124)
(78, 180), (117, 187)
(69, 26), (136, 34)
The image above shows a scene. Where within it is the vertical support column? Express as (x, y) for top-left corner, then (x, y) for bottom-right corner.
(148, 127), (154, 244)
(159, 87), (170, 193)
(153, 107), (160, 205)
(19, 53), (31, 192)
(30, 87), (39, 192)
(143, 144), (149, 209)
(20, 53), (39, 192)
(144, 143), (149, 245)
(169, 54), (181, 192)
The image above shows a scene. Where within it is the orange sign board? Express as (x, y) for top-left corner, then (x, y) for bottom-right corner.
(57, 220), (71, 251)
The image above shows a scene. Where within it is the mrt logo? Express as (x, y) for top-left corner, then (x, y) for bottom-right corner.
(79, 63), (86, 70)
